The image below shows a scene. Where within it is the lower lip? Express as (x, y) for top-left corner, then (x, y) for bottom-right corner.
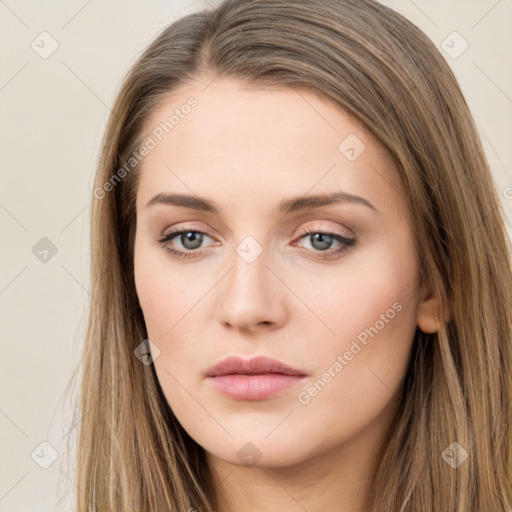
(207, 374), (306, 401)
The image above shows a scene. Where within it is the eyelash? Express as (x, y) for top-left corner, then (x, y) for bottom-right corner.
(156, 226), (356, 261)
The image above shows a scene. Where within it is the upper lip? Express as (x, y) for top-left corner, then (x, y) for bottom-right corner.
(206, 355), (308, 377)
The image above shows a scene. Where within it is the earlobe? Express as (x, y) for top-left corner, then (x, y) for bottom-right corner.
(417, 292), (447, 334)
(416, 274), (451, 333)
(417, 305), (440, 333)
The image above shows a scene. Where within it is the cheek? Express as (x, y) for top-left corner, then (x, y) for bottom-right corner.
(134, 250), (166, 339)
(134, 239), (202, 339)
(292, 235), (419, 404)
(289, 235), (419, 346)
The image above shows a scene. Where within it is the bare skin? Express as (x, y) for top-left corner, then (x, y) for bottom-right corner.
(133, 76), (440, 512)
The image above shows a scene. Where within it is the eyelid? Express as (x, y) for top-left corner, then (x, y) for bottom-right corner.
(294, 222), (354, 240)
(160, 220), (353, 240)
(160, 223), (216, 240)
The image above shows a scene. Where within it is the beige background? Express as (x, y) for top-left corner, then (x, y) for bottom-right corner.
(1, 0), (511, 510)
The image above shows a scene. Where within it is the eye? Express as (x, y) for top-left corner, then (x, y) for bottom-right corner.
(157, 229), (215, 259)
(294, 227), (356, 260)
(157, 226), (356, 261)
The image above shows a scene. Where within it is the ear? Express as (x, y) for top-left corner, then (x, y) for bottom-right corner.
(416, 284), (449, 334)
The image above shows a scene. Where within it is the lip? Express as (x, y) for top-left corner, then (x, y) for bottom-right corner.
(205, 355), (308, 401)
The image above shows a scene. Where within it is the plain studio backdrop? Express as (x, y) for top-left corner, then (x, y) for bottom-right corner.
(1, 0), (511, 510)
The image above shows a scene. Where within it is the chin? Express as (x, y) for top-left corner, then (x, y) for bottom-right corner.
(202, 433), (317, 470)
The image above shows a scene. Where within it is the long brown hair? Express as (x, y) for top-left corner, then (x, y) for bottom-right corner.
(71, 0), (512, 509)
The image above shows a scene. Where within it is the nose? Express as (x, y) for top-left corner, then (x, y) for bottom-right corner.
(216, 244), (289, 333)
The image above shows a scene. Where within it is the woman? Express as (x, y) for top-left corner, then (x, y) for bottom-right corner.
(74, 0), (512, 510)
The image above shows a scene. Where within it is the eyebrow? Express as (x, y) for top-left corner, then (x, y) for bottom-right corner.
(145, 191), (378, 214)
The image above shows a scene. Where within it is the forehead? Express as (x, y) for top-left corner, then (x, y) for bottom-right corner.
(136, 77), (404, 218)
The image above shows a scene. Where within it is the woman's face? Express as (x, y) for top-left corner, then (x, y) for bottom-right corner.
(133, 77), (434, 470)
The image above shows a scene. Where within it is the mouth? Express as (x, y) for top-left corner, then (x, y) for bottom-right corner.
(205, 355), (308, 401)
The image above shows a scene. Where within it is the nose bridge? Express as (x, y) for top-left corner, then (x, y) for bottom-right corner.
(227, 235), (271, 308)
(217, 234), (286, 330)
